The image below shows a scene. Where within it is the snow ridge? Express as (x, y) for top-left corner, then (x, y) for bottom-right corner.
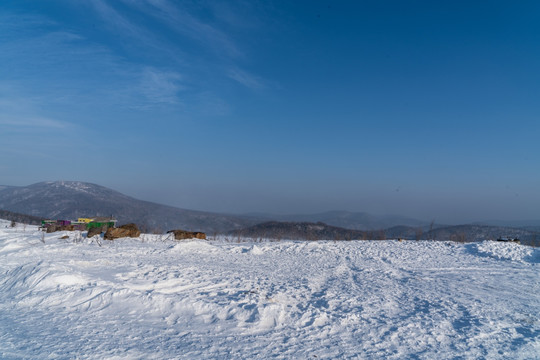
(472, 240), (539, 263)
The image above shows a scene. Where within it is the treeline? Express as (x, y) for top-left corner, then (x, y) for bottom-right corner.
(228, 221), (539, 246)
(228, 221), (385, 241)
(0, 209), (44, 225)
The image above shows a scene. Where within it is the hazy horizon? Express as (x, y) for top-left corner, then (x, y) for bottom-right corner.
(2, 179), (539, 226)
(1, 1), (539, 225)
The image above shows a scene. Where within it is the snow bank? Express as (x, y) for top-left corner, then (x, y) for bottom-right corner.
(470, 240), (539, 263)
(0, 227), (539, 359)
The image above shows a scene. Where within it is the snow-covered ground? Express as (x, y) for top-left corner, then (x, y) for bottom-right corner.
(1, 220), (539, 359)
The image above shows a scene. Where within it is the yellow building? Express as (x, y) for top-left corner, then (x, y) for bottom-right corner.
(77, 218), (95, 223)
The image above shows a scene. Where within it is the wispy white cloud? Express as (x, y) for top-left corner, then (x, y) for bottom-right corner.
(139, 67), (184, 105)
(1, 0), (267, 137)
(0, 9), (187, 113)
(227, 67), (265, 90)
(89, 0), (273, 91)
(90, 0), (145, 40)
(88, 0), (185, 62)
(0, 91), (72, 131)
(114, 0), (242, 58)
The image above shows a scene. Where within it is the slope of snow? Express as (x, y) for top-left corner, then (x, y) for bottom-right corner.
(0, 221), (539, 359)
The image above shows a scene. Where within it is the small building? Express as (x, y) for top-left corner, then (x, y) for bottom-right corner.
(77, 218), (95, 223)
(40, 217), (117, 232)
(86, 217), (117, 231)
(41, 219), (70, 229)
(40, 220), (55, 231)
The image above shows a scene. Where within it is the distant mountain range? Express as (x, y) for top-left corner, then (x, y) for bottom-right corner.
(0, 181), (432, 233)
(0, 181), (538, 245)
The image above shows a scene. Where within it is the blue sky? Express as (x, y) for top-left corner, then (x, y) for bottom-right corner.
(1, 0), (539, 223)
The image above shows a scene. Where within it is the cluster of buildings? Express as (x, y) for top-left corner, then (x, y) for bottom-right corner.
(41, 217), (117, 232)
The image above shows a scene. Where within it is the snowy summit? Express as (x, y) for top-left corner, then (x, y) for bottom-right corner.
(0, 220), (539, 359)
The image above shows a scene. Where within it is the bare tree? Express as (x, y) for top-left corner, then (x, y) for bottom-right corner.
(453, 232), (466, 243)
(415, 227), (423, 241)
(429, 220), (435, 240)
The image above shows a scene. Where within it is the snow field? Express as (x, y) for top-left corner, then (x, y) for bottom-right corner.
(0, 221), (539, 359)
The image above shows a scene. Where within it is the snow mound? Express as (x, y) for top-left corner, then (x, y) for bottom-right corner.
(171, 240), (221, 253)
(246, 244), (265, 255)
(471, 241), (538, 263)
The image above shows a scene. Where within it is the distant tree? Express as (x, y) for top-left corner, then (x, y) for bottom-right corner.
(0, 210), (43, 225)
(415, 227), (423, 241)
(429, 220), (435, 240)
(452, 232), (467, 243)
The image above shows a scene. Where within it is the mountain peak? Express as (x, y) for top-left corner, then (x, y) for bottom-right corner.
(44, 180), (102, 192)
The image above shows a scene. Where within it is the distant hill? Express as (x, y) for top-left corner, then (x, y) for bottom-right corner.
(384, 225), (424, 240)
(229, 221), (539, 246)
(229, 221), (387, 240)
(424, 225), (539, 246)
(382, 224), (539, 246)
(472, 220), (540, 228)
(243, 210), (427, 230)
(0, 181), (257, 233)
(0, 209), (43, 225)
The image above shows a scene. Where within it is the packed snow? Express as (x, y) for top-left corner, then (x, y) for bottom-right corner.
(0, 220), (538, 359)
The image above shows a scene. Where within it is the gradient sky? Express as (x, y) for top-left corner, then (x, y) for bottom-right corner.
(1, 0), (539, 223)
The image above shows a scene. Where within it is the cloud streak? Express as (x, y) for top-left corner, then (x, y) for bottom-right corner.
(0, 90), (72, 131)
(139, 67), (184, 105)
(125, 0), (242, 58)
(102, 0), (269, 90)
(90, 0), (147, 41)
(227, 67), (265, 90)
